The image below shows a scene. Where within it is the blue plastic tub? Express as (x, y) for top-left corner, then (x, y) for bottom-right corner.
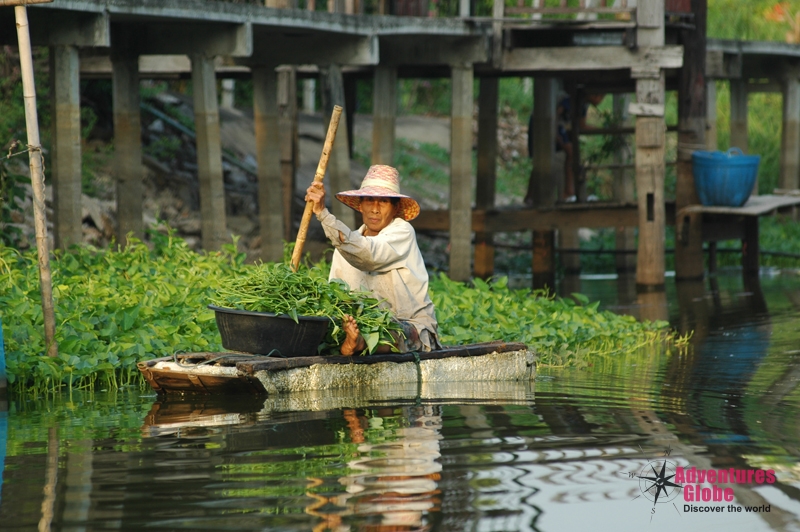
(692, 148), (760, 207)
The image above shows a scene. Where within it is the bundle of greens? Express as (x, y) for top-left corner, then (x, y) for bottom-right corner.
(211, 262), (402, 355)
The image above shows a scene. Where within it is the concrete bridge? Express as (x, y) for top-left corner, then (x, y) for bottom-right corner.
(2, 0), (799, 290)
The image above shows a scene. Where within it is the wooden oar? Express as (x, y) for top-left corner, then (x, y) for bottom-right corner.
(291, 104), (343, 272)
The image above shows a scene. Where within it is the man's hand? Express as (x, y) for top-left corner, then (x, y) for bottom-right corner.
(305, 181), (326, 215)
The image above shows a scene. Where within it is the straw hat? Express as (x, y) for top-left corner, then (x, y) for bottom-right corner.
(335, 165), (420, 221)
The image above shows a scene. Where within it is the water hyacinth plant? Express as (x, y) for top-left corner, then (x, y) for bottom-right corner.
(0, 231), (679, 395)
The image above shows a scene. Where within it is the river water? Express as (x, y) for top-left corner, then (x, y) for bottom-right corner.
(1, 270), (799, 532)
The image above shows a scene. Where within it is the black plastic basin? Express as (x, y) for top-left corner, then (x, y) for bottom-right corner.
(209, 305), (330, 357)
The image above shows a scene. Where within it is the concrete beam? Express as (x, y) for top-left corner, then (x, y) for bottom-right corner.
(247, 33), (377, 65)
(380, 35), (488, 65)
(502, 46), (683, 72)
(25, 10), (109, 46)
(112, 21), (252, 57)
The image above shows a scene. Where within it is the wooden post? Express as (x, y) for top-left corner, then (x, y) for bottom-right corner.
(13, 4), (57, 358)
(191, 53), (228, 251)
(278, 66), (298, 242)
(371, 65), (397, 166)
(50, 45), (82, 249)
(706, 80), (718, 151)
(741, 219), (760, 274)
(449, 64), (474, 282)
(729, 78), (748, 154)
(780, 71), (800, 192)
(111, 53), (144, 246)
(253, 66), (284, 263)
(320, 65), (355, 228)
(474, 76), (498, 279)
(675, 0), (706, 281)
(612, 94), (636, 273)
(633, 0), (666, 290)
(529, 77), (558, 290)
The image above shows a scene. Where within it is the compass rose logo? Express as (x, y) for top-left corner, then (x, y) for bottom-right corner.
(629, 445), (683, 521)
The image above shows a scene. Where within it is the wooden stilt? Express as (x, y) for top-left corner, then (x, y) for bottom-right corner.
(449, 64), (474, 282)
(112, 53), (144, 246)
(253, 66), (284, 263)
(529, 77), (558, 289)
(780, 72), (800, 192)
(50, 45), (82, 249)
(371, 65), (397, 166)
(278, 66), (298, 242)
(474, 77), (498, 279)
(191, 53), (227, 251)
(675, 0), (706, 281)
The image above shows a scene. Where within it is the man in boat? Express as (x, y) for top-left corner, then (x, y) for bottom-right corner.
(305, 164), (441, 356)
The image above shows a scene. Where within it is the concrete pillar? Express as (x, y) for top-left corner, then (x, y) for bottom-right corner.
(303, 79), (316, 114)
(675, 0), (707, 281)
(220, 79), (235, 110)
(474, 77), (498, 279)
(529, 78), (558, 290)
(278, 67), (298, 241)
(449, 64), (474, 282)
(50, 45), (82, 249)
(111, 54), (144, 246)
(612, 94), (636, 273)
(253, 66), (283, 263)
(371, 65), (397, 166)
(191, 53), (227, 251)
(320, 65), (355, 228)
(729, 78), (748, 154)
(780, 73), (800, 192)
(706, 80), (718, 151)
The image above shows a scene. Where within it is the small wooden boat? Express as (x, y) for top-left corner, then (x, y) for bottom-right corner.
(137, 341), (535, 395)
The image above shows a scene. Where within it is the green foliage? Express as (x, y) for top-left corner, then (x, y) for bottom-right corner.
(429, 274), (678, 367)
(0, 227), (246, 396)
(144, 135), (182, 161)
(707, 0), (800, 41)
(211, 261), (403, 354)
(0, 162), (27, 247)
(1, 231), (677, 394)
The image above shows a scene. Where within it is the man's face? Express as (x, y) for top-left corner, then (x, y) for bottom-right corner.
(359, 196), (398, 235)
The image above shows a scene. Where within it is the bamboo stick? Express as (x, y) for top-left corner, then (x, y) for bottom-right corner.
(290, 105), (342, 271)
(14, 5), (58, 358)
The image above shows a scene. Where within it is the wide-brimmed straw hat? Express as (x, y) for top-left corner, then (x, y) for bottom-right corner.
(335, 165), (420, 221)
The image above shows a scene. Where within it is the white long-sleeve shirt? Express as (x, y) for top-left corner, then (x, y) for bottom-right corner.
(316, 208), (440, 351)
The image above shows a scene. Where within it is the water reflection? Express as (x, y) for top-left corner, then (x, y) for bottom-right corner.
(0, 272), (799, 531)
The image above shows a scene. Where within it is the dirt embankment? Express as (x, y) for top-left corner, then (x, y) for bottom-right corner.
(6, 92), (530, 265)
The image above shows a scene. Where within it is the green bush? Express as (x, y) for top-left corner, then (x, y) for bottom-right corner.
(0, 231), (678, 395)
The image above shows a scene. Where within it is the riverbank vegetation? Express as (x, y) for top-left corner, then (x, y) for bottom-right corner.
(0, 230), (680, 395)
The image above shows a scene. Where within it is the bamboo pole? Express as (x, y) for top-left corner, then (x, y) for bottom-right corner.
(290, 105), (342, 271)
(13, 4), (58, 358)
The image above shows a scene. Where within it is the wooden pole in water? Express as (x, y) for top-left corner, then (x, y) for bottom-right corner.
(12, 2), (58, 358)
(291, 105), (342, 271)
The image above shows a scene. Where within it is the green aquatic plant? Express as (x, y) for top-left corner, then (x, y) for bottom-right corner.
(210, 261), (403, 355)
(1, 231), (679, 395)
